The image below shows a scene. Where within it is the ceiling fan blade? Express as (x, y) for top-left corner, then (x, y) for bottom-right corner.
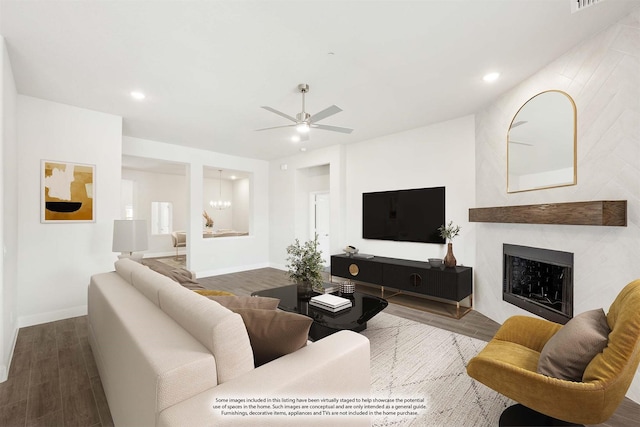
(255, 124), (296, 131)
(510, 120), (528, 129)
(261, 106), (297, 123)
(312, 124), (354, 134)
(509, 139), (534, 146)
(310, 105), (342, 123)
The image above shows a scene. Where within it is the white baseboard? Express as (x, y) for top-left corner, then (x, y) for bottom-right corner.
(195, 262), (271, 279)
(269, 263), (287, 271)
(18, 304), (88, 329)
(0, 323), (21, 383)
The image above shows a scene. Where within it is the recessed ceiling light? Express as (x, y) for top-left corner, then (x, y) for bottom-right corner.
(483, 72), (500, 83)
(230, 175), (237, 180)
(300, 147), (307, 152)
(130, 91), (146, 100)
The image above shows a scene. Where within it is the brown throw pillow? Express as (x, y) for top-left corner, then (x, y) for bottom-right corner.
(537, 308), (610, 381)
(207, 296), (279, 310)
(232, 308), (312, 367)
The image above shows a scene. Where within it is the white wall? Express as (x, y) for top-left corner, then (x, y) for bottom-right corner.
(269, 115), (476, 270)
(0, 36), (18, 382)
(231, 178), (250, 232)
(122, 168), (188, 256)
(16, 96), (122, 327)
(123, 136), (269, 277)
(346, 115), (476, 264)
(269, 145), (346, 270)
(474, 8), (640, 402)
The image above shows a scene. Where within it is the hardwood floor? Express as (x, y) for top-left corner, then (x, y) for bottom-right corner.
(0, 316), (112, 427)
(0, 265), (637, 426)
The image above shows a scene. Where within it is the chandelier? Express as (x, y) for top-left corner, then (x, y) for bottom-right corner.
(210, 170), (231, 210)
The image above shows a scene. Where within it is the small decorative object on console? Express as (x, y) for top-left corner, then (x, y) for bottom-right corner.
(438, 221), (461, 268)
(428, 258), (443, 268)
(310, 293), (352, 312)
(344, 245), (359, 257)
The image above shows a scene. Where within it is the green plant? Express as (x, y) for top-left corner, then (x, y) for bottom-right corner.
(286, 234), (325, 290)
(438, 221), (461, 242)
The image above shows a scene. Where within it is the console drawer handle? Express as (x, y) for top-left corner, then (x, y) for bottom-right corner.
(410, 273), (422, 287)
(349, 264), (359, 276)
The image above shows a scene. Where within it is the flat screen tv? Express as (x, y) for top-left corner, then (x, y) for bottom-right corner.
(362, 187), (445, 244)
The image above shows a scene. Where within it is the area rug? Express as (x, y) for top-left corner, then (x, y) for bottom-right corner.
(361, 312), (513, 426)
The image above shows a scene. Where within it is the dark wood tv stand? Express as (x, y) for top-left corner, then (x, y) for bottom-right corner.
(330, 254), (473, 319)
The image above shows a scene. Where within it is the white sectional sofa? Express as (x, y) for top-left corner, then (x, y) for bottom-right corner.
(87, 258), (371, 426)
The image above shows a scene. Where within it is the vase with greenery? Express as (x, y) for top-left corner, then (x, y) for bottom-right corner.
(286, 234), (325, 297)
(438, 221), (461, 268)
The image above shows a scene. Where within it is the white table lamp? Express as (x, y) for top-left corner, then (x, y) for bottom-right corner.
(112, 219), (148, 260)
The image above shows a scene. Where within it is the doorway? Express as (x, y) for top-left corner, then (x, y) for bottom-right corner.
(311, 192), (330, 267)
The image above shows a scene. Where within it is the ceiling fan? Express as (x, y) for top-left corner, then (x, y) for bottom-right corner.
(256, 83), (353, 141)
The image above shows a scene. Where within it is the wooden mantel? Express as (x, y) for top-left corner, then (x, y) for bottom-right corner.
(468, 200), (627, 226)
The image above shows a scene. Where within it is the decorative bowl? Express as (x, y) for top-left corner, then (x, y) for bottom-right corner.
(428, 258), (443, 268)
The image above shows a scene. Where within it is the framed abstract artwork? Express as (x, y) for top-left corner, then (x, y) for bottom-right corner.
(41, 160), (95, 223)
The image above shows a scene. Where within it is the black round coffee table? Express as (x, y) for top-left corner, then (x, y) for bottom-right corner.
(252, 284), (388, 341)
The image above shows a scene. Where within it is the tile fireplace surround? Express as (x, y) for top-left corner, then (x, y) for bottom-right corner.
(472, 6), (640, 403)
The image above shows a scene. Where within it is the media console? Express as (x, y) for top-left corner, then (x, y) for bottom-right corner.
(330, 254), (473, 319)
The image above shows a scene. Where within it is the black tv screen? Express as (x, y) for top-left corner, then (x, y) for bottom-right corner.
(362, 187), (445, 244)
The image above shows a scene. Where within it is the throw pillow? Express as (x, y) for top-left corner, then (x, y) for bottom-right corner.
(537, 308), (611, 381)
(232, 308), (312, 367)
(207, 295), (279, 310)
(193, 289), (235, 297)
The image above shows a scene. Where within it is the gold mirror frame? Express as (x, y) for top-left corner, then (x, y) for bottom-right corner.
(507, 90), (577, 193)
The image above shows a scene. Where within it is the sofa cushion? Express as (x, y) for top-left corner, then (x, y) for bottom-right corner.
(207, 295), (280, 310)
(538, 308), (611, 381)
(114, 258), (143, 284)
(158, 285), (254, 384)
(131, 266), (178, 306)
(233, 308), (312, 367)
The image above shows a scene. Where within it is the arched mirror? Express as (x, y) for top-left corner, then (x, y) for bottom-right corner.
(507, 90), (577, 193)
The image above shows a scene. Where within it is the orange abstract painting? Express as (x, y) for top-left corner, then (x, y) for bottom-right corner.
(42, 160), (95, 222)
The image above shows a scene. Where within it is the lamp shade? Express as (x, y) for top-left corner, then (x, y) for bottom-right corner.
(112, 220), (148, 254)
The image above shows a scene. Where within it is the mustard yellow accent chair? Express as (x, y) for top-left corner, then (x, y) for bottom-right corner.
(467, 279), (640, 425)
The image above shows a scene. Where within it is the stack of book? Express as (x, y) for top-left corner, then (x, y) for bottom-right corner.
(310, 293), (352, 312)
(318, 282), (339, 294)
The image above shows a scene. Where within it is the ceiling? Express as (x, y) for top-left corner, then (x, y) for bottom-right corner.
(1, 1), (638, 161)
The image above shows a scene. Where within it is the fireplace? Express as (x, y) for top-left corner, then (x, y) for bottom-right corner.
(503, 244), (573, 324)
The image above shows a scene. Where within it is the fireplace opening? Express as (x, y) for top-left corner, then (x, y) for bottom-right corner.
(503, 244), (573, 324)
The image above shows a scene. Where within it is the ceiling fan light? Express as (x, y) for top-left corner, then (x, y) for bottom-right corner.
(296, 122), (310, 133)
